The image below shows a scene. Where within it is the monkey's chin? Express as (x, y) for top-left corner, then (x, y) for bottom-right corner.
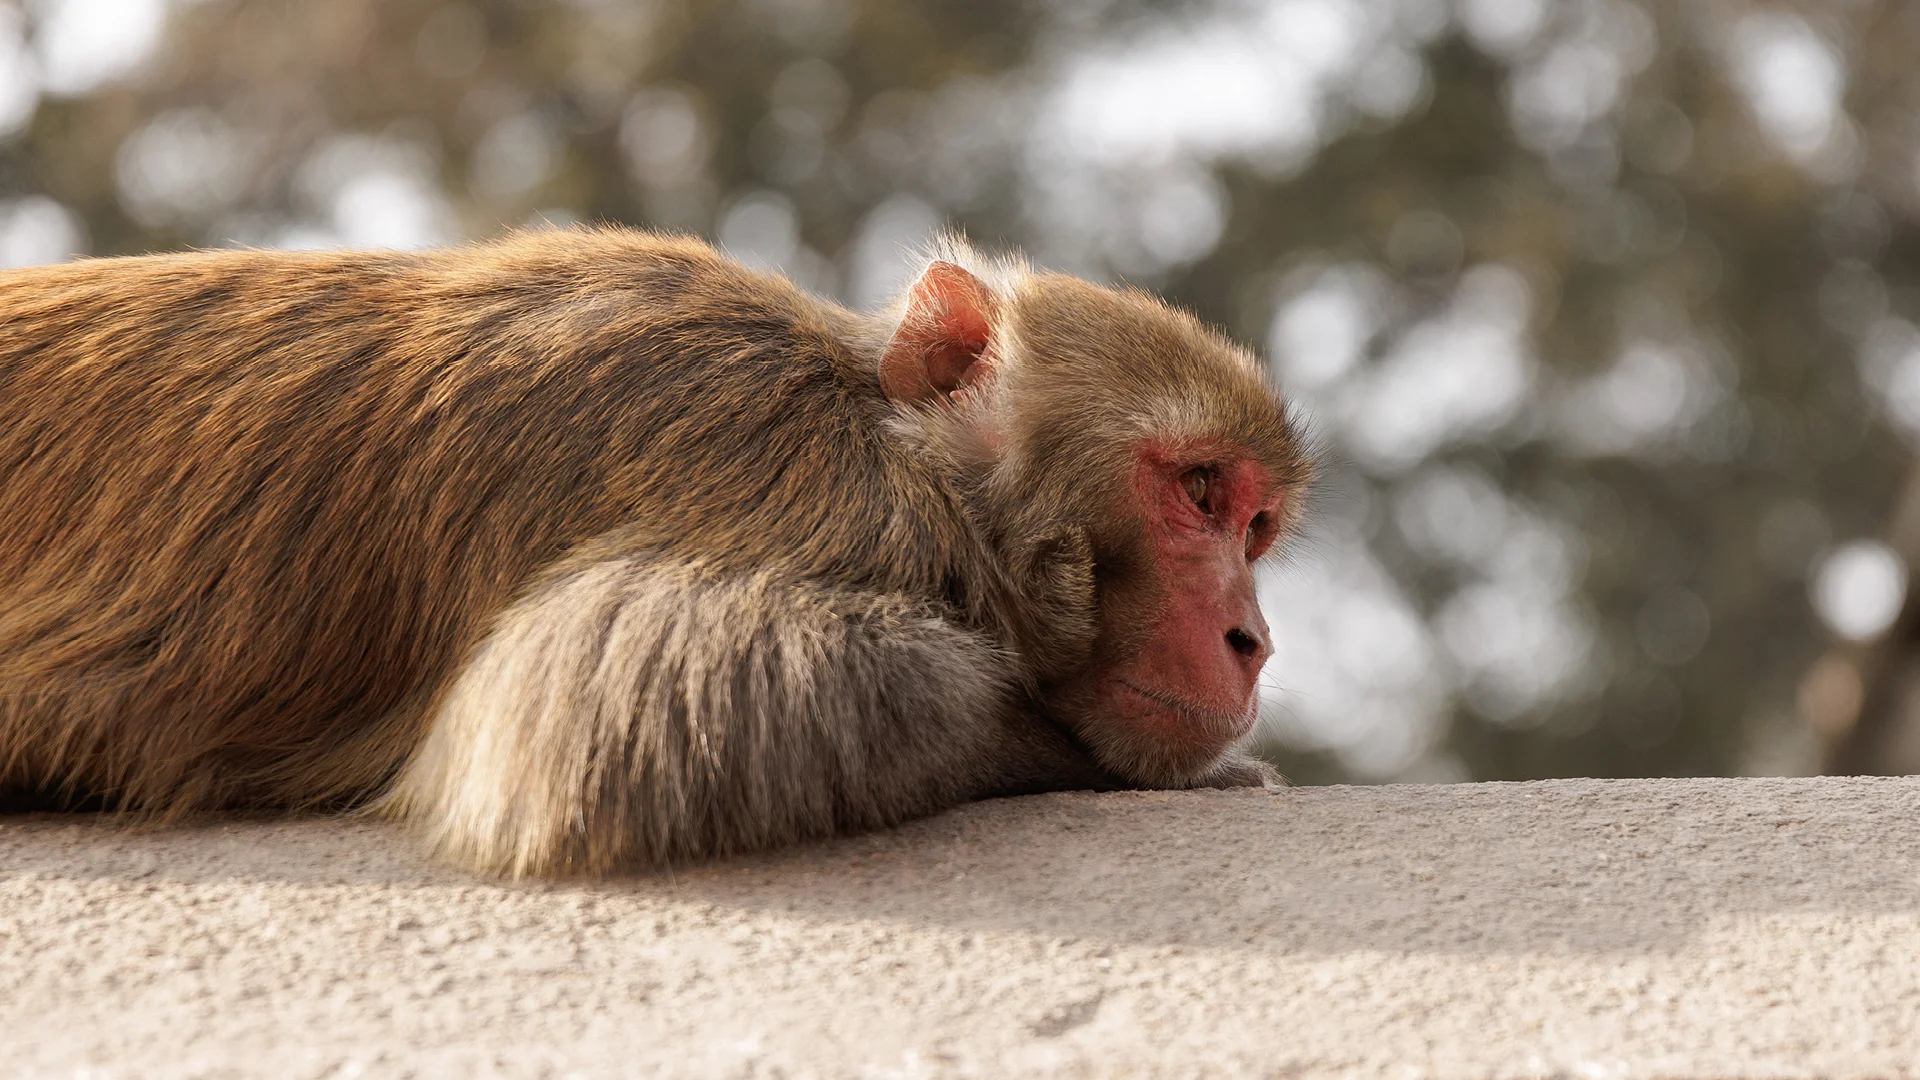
(1074, 679), (1258, 786)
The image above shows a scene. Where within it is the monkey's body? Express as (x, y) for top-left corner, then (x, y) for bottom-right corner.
(0, 228), (1307, 876)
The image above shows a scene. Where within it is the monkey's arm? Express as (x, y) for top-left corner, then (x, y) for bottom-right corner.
(1188, 752), (1285, 789)
(383, 555), (1077, 876)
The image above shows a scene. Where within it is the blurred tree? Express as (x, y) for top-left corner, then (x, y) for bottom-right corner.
(3, 0), (1917, 784)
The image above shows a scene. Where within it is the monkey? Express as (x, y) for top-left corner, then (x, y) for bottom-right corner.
(0, 227), (1311, 877)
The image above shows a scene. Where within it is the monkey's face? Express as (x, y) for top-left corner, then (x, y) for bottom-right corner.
(878, 253), (1311, 785)
(1057, 445), (1287, 784)
(991, 284), (1306, 786)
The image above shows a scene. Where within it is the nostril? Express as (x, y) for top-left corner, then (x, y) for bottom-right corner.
(1226, 628), (1261, 659)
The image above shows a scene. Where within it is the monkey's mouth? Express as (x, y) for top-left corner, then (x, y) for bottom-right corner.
(1115, 679), (1257, 742)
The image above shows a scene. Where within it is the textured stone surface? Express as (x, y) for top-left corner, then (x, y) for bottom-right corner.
(6, 776), (1920, 1078)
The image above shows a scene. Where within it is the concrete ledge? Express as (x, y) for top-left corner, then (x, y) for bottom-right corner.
(6, 776), (1920, 1078)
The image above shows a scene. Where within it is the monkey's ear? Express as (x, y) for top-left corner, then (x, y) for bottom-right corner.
(879, 261), (997, 405)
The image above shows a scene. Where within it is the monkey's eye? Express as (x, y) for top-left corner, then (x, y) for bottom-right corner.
(1247, 511), (1273, 557)
(1180, 468), (1213, 513)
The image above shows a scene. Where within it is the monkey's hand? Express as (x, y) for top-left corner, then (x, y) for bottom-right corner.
(1188, 750), (1286, 790)
(383, 555), (1015, 877)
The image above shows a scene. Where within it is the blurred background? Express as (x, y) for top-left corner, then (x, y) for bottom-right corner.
(7, 0), (1920, 784)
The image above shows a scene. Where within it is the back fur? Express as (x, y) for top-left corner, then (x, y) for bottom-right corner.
(0, 228), (997, 821)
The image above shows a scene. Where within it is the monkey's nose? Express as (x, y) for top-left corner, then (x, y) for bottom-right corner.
(1225, 625), (1271, 668)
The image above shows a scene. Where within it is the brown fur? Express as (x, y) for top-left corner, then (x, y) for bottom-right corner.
(0, 227), (1308, 876)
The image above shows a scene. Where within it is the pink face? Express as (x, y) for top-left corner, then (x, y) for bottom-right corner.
(1094, 445), (1283, 769)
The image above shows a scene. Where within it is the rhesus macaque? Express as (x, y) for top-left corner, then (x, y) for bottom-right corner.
(0, 228), (1310, 876)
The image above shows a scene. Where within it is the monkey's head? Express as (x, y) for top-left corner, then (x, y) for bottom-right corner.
(878, 244), (1312, 786)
